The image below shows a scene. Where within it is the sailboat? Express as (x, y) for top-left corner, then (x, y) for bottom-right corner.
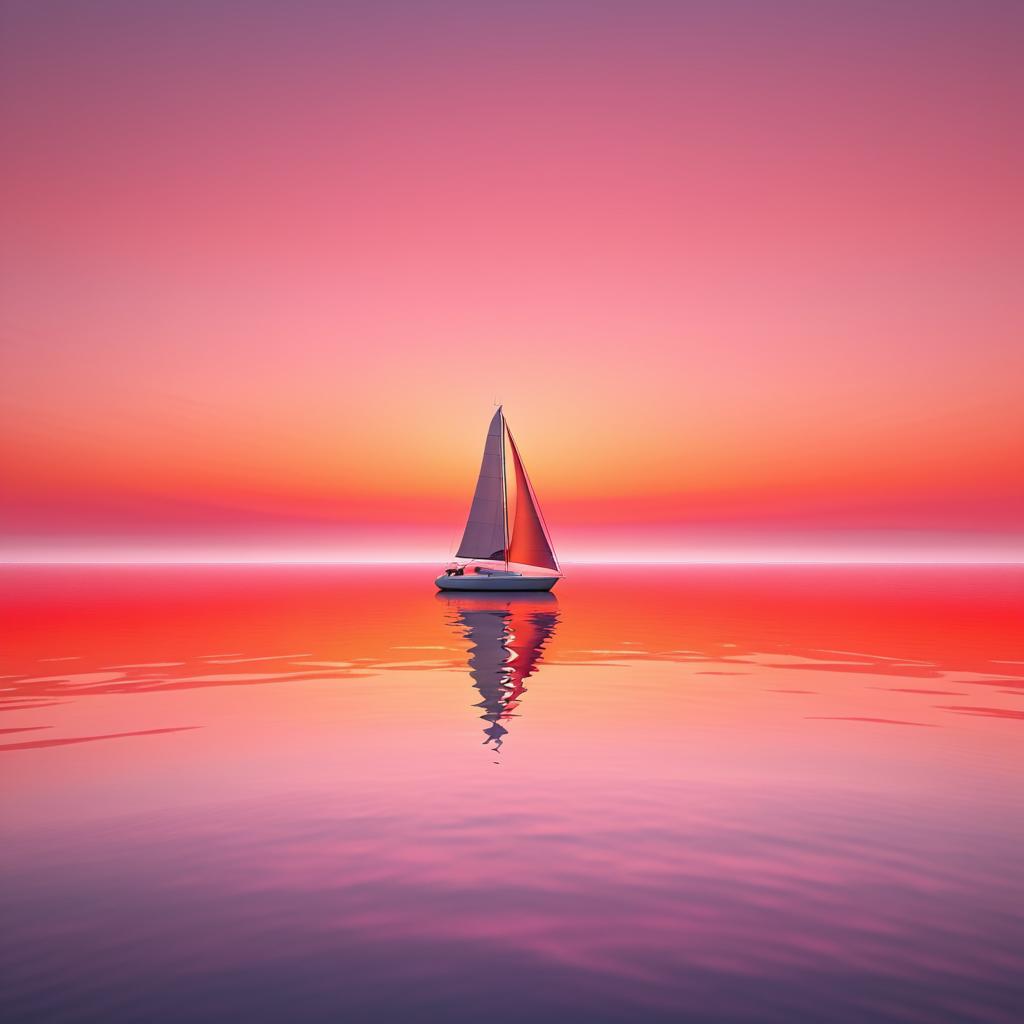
(436, 408), (562, 591)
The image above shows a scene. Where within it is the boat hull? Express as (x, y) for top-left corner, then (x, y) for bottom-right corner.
(435, 574), (560, 592)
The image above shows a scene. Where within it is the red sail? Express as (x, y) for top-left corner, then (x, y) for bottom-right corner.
(506, 427), (559, 571)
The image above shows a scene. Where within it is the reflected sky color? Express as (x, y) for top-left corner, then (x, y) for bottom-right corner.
(2, 1), (1023, 562)
(2, 565), (1022, 1022)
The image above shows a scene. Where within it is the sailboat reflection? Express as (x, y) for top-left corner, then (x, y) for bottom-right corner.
(438, 592), (559, 753)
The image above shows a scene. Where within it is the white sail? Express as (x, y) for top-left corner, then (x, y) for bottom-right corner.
(455, 408), (508, 561)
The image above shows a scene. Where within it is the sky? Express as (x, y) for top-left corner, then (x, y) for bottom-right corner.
(1, 0), (1022, 562)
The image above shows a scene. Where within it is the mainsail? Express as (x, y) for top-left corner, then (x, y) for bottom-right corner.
(455, 408), (559, 572)
(455, 408), (508, 561)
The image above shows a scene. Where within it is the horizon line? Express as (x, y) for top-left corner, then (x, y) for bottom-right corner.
(2, 558), (1023, 567)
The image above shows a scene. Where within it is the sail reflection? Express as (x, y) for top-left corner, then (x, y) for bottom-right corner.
(438, 592), (559, 752)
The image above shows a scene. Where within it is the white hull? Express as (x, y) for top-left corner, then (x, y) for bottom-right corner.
(435, 574), (560, 592)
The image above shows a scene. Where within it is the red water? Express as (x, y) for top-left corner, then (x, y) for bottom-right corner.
(2, 565), (1022, 1022)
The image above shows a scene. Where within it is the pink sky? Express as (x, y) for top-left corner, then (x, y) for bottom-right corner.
(1, 1), (1022, 561)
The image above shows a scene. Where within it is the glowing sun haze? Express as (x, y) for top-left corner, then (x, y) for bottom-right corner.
(2, 1), (1022, 562)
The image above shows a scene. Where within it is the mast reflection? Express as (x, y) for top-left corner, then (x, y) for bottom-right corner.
(438, 592), (559, 754)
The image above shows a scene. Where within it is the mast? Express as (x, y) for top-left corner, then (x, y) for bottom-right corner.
(499, 406), (509, 571)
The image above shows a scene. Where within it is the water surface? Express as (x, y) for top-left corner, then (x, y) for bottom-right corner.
(2, 565), (1022, 1022)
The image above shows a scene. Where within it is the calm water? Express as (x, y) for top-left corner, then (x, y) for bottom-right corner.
(2, 565), (1022, 1023)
